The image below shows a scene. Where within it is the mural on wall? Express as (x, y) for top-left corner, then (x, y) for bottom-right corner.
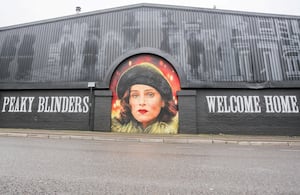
(0, 5), (299, 83)
(0, 35), (19, 80)
(59, 30), (76, 80)
(81, 31), (99, 81)
(47, 23), (96, 81)
(110, 54), (180, 134)
(15, 34), (36, 80)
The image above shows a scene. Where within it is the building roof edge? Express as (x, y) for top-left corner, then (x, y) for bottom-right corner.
(0, 3), (299, 31)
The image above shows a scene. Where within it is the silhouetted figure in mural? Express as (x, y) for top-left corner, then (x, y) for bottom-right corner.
(82, 32), (98, 81)
(160, 30), (170, 53)
(186, 32), (206, 79)
(59, 36), (75, 80)
(217, 46), (223, 70)
(122, 12), (140, 50)
(16, 34), (36, 80)
(0, 35), (19, 79)
(160, 11), (177, 53)
(102, 32), (122, 77)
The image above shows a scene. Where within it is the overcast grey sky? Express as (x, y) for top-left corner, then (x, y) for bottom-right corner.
(0, 0), (299, 28)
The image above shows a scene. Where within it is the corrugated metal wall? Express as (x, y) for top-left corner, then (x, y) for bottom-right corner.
(0, 5), (300, 84)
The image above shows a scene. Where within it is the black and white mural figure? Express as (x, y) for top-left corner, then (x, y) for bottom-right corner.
(47, 23), (88, 81)
(16, 34), (36, 80)
(217, 46), (223, 71)
(59, 30), (75, 81)
(0, 35), (19, 80)
(160, 11), (175, 54)
(160, 11), (189, 75)
(102, 31), (122, 78)
(185, 21), (206, 80)
(81, 31), (99, 81)
(122, 12), (140, 51)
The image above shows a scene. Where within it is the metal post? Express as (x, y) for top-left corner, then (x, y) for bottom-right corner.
(88, 82), (96, 131)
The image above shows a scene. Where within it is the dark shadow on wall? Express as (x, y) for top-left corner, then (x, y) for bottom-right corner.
(81, 31), (99, 81)
(186, 32), (206, 80)
(160, 11), (178, 54)
(122, 12), (140, 51)
(15, 34), (36, 80)
(59, 35), (75, 80)
(0, 35), (20, 80)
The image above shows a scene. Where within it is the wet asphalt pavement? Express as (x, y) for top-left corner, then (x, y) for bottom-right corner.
(0, 135), (300, 194)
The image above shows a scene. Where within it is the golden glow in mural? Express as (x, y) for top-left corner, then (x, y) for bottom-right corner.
(110, 54), (181, 134)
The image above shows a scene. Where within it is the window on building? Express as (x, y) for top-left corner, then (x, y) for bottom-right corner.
(258, 19), (274, 36)
(287, 56), (300, 74)
(291, 20), (300, 34)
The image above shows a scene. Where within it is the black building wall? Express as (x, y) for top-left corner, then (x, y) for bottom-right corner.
(197, 89), (300, 135)
(0, 90), (90, 130)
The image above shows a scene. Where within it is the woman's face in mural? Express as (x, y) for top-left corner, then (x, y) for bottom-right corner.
(129, 84), (165, 128)
(110, 54), (180, 134)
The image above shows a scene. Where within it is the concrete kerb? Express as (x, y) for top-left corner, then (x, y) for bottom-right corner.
(2, 132), (28, 137)
(28, 133), (50, 139)
(92, 136), (116, 142)
(289, 142), (300, 146)
(163, 138), (188, 144)
(140, 138), (163, 143)
(0, 128), (300, 146)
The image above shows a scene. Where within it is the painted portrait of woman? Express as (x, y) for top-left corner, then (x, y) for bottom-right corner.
(110, 54), (180, 134)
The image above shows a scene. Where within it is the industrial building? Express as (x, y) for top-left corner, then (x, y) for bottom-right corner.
(0, 4), (299, 135)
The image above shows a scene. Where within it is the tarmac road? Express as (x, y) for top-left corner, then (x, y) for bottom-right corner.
(0, 135), (300, 194)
